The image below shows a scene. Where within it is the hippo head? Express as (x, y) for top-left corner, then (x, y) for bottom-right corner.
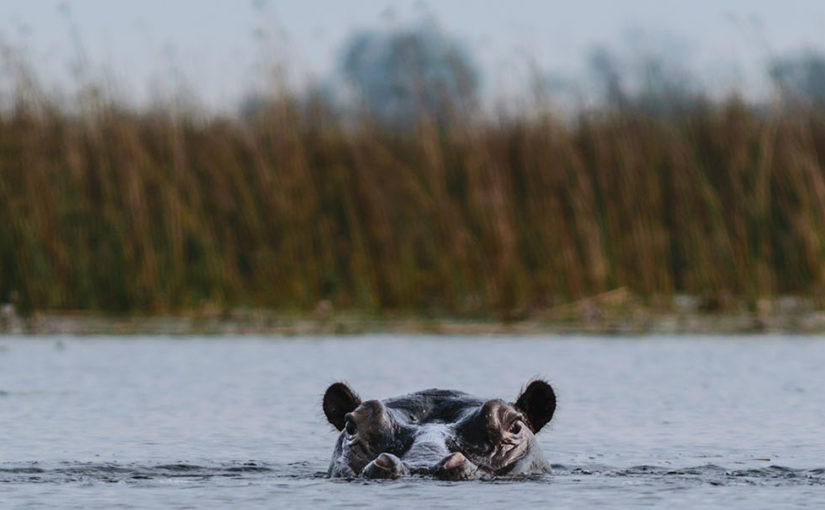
(323, 380), (557, 479)
(451, 380), (557, 476)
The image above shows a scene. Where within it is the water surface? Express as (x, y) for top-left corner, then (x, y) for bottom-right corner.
(1, 335), (823, 508)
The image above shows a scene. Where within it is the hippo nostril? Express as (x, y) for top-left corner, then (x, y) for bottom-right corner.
(345, 419), (357, 436)
(374, 453), (392, 468)
(442, 452), (466, 470)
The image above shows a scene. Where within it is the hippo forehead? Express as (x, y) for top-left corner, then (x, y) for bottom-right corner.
(381, 389), (486, 424)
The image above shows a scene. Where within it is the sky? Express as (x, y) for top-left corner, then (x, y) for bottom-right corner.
(1, 1), (825, 111)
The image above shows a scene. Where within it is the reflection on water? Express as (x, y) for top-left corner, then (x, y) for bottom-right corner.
(1, 335), (824, 508)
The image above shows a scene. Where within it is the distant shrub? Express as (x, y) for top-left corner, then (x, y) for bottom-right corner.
(770, 50), (825, 108)
(339, 21), (480, 124)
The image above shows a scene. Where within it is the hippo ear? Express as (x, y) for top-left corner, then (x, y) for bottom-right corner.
(515, 380), (556, 433)
(323, 382), (362, 431)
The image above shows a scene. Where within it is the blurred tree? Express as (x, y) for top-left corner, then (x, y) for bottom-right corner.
(339, 21), (480, 124)
(588, 47), (628, 109)
(587, 42), (703, 117)
(770, 50), (825, 108)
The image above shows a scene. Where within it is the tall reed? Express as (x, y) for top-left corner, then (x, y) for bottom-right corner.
(3, 89), (825, 315)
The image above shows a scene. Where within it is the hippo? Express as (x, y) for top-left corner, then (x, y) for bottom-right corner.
(322, 379), (556, 480)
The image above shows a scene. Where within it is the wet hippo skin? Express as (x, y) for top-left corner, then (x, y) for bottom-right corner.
(323, 380), (556, 480)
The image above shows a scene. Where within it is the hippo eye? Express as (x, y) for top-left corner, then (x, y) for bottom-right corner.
(345, 419), (357, 436)
(509, 422), (522, 434)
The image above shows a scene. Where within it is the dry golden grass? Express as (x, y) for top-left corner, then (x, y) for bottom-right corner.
(3, 90), (825, 316)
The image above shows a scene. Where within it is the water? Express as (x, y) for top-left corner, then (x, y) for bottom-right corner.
(1, 335), (824, 509)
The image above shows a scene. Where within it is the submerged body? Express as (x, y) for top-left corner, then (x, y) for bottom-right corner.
(323, 380), (556, 480)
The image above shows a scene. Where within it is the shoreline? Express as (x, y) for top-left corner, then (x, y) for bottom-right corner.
(4, 294), (825, 336)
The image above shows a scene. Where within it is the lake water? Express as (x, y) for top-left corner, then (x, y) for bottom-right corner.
(1, 334), (824, 509)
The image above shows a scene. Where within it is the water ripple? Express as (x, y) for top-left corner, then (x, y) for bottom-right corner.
(2, 462), (823, 487)
(551, 463), (825, 487)
(0, 461), (284, 485)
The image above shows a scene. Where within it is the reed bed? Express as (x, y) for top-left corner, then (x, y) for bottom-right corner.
(3, 91), (825, 316)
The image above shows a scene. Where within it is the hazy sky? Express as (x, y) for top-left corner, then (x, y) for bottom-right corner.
(2, 1), (824, 110)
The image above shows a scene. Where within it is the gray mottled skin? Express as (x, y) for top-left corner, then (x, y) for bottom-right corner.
(323, 380), (556, 480)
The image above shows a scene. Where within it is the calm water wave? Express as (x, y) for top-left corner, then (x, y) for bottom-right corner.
(2, 335), (824, 508)
(1, 461), (823, 486)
